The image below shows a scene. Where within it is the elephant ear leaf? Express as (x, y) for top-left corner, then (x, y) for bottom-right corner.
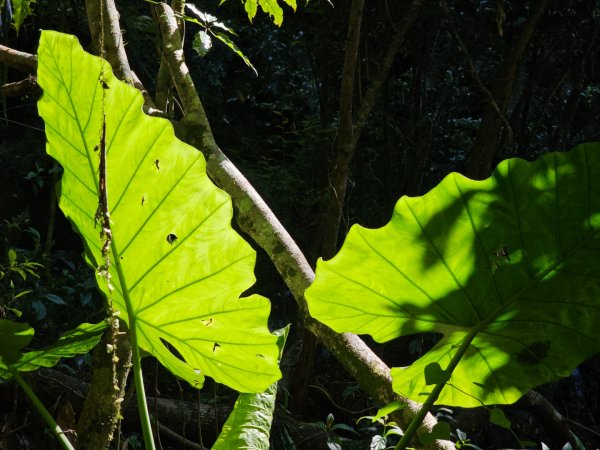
(36, 30), (280, 393)
(0, 320), (105, 380)
(306, 143), (600, 407)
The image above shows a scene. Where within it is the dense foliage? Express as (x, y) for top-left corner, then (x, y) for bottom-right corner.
(0, 0), (599, 449)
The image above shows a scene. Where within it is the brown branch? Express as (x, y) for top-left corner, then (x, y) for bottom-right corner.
(152, 0), (185, 112)
(316, 0), (364, 260)
(75, 2), (134, 449)
(466, 0), (549, 179)
(85, 0), (157, 110)
(518, 391), (578, 449)
(0, 44), (37, 72)
(0, 76), (40, 97)
(154, 4), (452, 449)
(154, 2), (204, 121)
(155, 421), (207, 450)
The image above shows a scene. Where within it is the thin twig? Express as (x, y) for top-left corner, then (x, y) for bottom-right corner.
(439, 0), (513, 144)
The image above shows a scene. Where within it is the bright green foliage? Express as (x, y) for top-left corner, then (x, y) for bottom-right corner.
(0, 319), (105, 379)
(213, 326), (288, 449)
(192, 30), (212, 56)
(36, 31), (281, 393)
(242, 0), (296, 26)
(185, 4), (257, 74)
(10, 0), (35, 35)
(306, 143), (600, 406)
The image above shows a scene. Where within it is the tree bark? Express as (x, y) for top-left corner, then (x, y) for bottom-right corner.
(0, 43), (37, 72)
(297, 0), (427, 414)
(85, 0), (156, 110)
(466, 0), (549, 179)
(1, 7), (453, 448)
(154, 4), (452, 448)
(314, 0), (364, 261)
(76, 2), (136, 448)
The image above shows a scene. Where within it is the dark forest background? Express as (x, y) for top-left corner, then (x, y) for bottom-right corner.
(1, 0), (599, 448)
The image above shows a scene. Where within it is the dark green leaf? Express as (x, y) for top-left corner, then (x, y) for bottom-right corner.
(212, 31), (257, 76)
(0, 321), (105, 379)
(44, 294), (66, 305)
(192, 30), (212, 57)
(0, 320), (33, 365)
(420, 421), (451, 445)
(489, 408), (511, 429)
(369, 400), (406, 422)
(424, 362), (451, 385)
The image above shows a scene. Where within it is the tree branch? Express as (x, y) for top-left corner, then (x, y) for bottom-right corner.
(439, 0), (513, 148)
(315, 0), (364, 260)
(353, 0), (427, 143)
(466, 0), (549, 179)
(154, 4), (452, 448)
(0, 44), (37, 72)
(0, 76), (40, 97)
(85, 0), (157, 110)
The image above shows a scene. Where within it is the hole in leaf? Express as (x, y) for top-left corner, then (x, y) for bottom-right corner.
(160, 338), (185, 363)
(201, 318), (213, 326)
(154, 159), (160, 170)
(166, 233), (178, 245)
(141, 195), (145, 206)
(212, 342), (221, 353)
(256, 353), (265, 359)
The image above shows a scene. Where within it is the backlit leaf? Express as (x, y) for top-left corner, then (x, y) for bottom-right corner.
(0, 320), (105, 380)
(306, 143), (600, 406)
(37, 31), (280, 393)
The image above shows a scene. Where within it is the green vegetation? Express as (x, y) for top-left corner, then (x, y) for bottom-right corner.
(0, 1), (599, 449)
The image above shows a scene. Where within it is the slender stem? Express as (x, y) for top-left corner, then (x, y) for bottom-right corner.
(113, 254), (156, 450)
(394, 330), (479, 449)
(131, 324), (156, 450)
(12, 371), (75, 450)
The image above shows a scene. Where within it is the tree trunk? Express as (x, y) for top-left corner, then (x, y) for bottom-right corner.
(0, 5), (454, 447)
(466, 0), (549, 180)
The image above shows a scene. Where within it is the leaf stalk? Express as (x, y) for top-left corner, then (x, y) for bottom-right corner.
(394, 329), (479, 449)
(12, 370), (76, 450)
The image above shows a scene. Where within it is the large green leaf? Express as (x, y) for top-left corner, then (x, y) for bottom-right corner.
(306, 143), (600, 407)
(0, 320), (105, 380)
(36, 31), (280, 393)
(213, 326), (288, 450)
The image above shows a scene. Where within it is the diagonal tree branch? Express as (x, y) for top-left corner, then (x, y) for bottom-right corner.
(85, 0), (157, 111)
(0, 76), (39, 97)
(154, 4), (453, 448)
(0, 43), (37, 72)
(466, 0), (549, 179)
(1, 6), (453, 448)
